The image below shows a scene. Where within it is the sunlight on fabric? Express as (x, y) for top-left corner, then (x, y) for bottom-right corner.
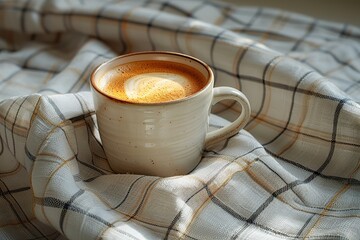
(102, 222), (158, 240)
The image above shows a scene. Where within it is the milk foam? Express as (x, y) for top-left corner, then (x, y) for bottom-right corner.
(124, 72), (189, 103)
(99, 60), (207, 103)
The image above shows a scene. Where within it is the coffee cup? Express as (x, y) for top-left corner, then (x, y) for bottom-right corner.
(90, 51), (251, 177)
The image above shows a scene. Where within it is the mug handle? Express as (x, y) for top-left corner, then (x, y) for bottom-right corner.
(204, 86), (251, 148)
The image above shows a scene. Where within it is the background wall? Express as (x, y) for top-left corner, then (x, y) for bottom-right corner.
(222, 0), (360, 27)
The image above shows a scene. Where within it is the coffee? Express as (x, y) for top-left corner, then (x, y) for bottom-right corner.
(99, 60), (207, 103)
(91, 51), (251, 176)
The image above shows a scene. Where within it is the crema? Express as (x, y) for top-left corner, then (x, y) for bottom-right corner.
(99, 60), (207, 103)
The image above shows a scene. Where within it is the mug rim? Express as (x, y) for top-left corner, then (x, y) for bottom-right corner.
(90, 51), (214, 105)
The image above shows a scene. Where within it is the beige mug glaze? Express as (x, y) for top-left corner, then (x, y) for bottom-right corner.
(90, 51), (251, 177)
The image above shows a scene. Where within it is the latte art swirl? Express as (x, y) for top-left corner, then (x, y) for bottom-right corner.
(125, 73), (188, 103)
(99, 60), (207, 103)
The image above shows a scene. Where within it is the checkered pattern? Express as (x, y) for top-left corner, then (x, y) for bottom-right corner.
(0, 0), (359, 239)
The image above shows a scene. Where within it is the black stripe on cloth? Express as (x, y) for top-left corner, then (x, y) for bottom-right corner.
(233, 28), (308, 43)
(173, 18), (189, 53)
(214, 66), (356, 108)
(302, 71), (356, 95)
(63, 8), (73, 32)
(245, 55), (283, 127)
(298, 47), (360, 76)
(211, 130), (254, 153)
(73, 165), (104, 182)
(310, 236), (349, 240)
(52, 153), (352, 239)
(0, 69), (22, 87)
(71, 94), (93, 120)
(209, 189), (247, 222)
(19, 47), (112, 94)
(1, 5), (62, 35)
(20, 0), (32, 33)
(202, 163), (352, 239)
(43, 96), (65, 120)
(291, 20), (317, 51)
(95, 1), (117, 40)
(116, 6), (130, 54)
(158, 1), (193, 18)
(3, 2), (360, 43)
(40, 196), (140, 240)
(0, 179), (49, 239)
(83, 176), (99, 182)
(146, 1), (162, 51)
(258, 157), (360, 212)
(256, 157), (306, 204)
(68, 112), (95, 124)
(339, 24), (349, 37)
(202, 154), (355, 239)
(164, 183), (206, 239)
(76, 157), (108, 176)
(311, 99), (349, 175)
(72, 93), (99, 131)
(164, 147), (263, 239)
(24, 94), (42, 162)
(337, 25), (360, 39)
(37, 88), (62, 94)
(306, 235), (349, 240)
(207, 133), (234, 153)
(208, 123), (224, 129)
(207, 1), (248, 26)
(20, 34), (90, 73)
(206, 185), (300, 239)
(0, 5), (219, 43)
(16, 65), (59, 74)
(20, 36), (72, 70)
(235, 42), (257, 92)
(10, 96), (29, 158)
(149, 2), (201, 53)
(344, 81), (360, 94)
(3, 98), (21, 156)
(263, 70), (314, 146)
(112, 175), (146, 209)
(94, 3), (137, 53)
(240, 9), (339, 43)
(73, 173), (102, 183)
(210, 29), (228, 82)
(59, 189), (85, 234)
(27, 231), (61, 240)
(320, 49), (360, 74)
(228, 185), (350, 239)
(260, 110), (358, 148)
(68, 50), (113, 92)
(39, 7), (50, 34)
(295, 213), (316, 238)
(68, 59), (99, 92)
(187, 0), (208, 17)
(24, 144), (36, 161)
(73, 94), (106, 169)
(242, 7), (263, 28)
(230, 98), (349, 239)
(22, 47), (54, 70)
(32, 96), (107, 175)
(0, 186), (31, 196)
(266, 149), (360, 185)
(124, 177), (160, 222)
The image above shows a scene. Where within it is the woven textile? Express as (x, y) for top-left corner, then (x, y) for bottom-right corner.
(0, 0), (359, 239)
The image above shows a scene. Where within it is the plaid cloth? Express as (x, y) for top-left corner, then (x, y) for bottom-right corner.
(0, 0), (359, 239)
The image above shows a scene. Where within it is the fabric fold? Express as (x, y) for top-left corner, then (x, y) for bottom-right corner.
(0, 0), (359, 239)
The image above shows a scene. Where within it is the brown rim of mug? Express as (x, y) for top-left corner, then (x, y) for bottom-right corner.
(90, 51), (214, 105)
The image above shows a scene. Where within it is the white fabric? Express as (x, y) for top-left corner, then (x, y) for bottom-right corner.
(0, 0), (359, 239)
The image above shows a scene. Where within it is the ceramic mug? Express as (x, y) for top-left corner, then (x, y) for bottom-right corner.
(90, 51), (251, 177)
